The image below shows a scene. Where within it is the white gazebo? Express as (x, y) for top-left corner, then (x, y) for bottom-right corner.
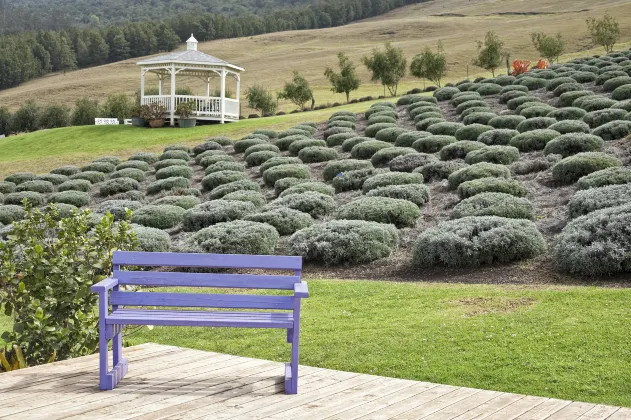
(137, 35), (244, 125)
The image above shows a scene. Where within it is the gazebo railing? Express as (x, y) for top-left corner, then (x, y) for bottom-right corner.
(141, 95), (237, 119)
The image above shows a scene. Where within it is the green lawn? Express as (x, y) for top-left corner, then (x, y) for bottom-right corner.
(2, 280), (629, 407)
(0, 97), (400, 178)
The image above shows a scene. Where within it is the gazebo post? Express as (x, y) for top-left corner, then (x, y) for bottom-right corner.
(158, 75), (163, 96)
(140, 69), (145, 105)
(170, 64), (176, 126)
(236, 74), (241, 105)
(206, 77), (211, 98)
(220, 69), (226, 124)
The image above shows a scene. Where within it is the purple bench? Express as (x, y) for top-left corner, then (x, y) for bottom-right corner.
(91, 251), (308, 394)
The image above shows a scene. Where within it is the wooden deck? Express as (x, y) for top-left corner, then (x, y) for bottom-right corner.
(0, 343), (628, 419)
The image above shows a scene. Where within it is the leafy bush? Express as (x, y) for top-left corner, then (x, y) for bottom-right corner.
(208, 180), (261, 199)
(259, 157), (302, 174)
(518, 77), (548, 90)
(243, 143), (280, 158)
(499, 90), (529, 104)
(602, 76), (631, 92)
(367, 115), (397, 125)
(336, 197), (420, 228)
(50, 166), (81, 176)
(427, 122), (465, 136)
(577, 167), (631, 190)
(192, 141), (224, 156)
(521, 105), (556, 119)
(611, 84), (631, 100)
(280, 182), (335, 197)
(195, 149), (228, 165)
(96, 200), (144, 220)
(271, 192), (336, 218)
(516, 117), (557, 133)
(274, 178), (309, 196)
(274, 134), (310, 151)
(364, 123), (397, 138)
(152, 195), (200, 209)
(583, 109), (628, 128)
(110, 190), (145, 202)
(595, 71), (628, 85)
(375, 127), (408, 144)
(58, 179), (92, 193)
(36, 174), (68, 186)
(415, 117), (446, 131)
(412, 216), (545, 267)
(342, 136), (372, 152)
(204, 161), (245, 175)
(568, 184), (631, 218)
(15, 180), (54, 194)
(331, 169), (376, 192)
(350, 140), (393, 160)
(146, 176), (191, 195)
(510, 129), (560, 152)
(448, 162), (511, 190)
(450, 93), (481, 106)
(131, 204), (186, 229)
(233, 138), (268, 154)
(454, 124), (493, 141)
(154, 159), (189, 171)
(573, 96), (616, 112)
(182, 200), (257, 231)
(451, 192), (533, 220)
(476, 83), (502, 95)
(410, 135), (455, 153)
(434, 87), (460, 101)
(547, 120), (590, 135)
(201, 170), (249, 191)
(99, 177), (140, 197)
(389, 153), (437, 172)
(547, 107), (587, 121)
(366, 184), (430, 207)
(69, 171), (105, 184)
(554, 204), (631, 275)
(543, 133), (604, 157)
(79, 162), (115, 175)
(370, 147), (416, 166)
(4, 191), (45, 206)
(557, 91), (594, 107)
(288, 220), (399, 265)
(279, 128), (311, 139)
(462, 112), (497, 125)
(159, 150), (190, 162)
(129, 152), (159, 164)
(326, 132), (358, 147)
(245, 150), (281, 167)
(184, 220), (279, 254)
(0, 205), (25, 224)
(458, 177), (527, 199)
(552, 152), (622, 184)
(4, 173), (36, 185)
(591, 120), (631, 140)
(395, 131), (431, 147)
(244, 207), (313, 236)
(130, 224), (171, 252)
(569, 71), (597, 83)
(298, 146), (339, 163)
(439, 140), (486, 160)
(108, 168), (145, 183)
(477, 129), (519, 146)
(263, 164), (310, 186)
(323, 127), (354, 139)
(362, 172), (423, 193)
(93, 156), (121, 165)
(552, 83), (584, 97)
(410, 104), (441, 119)
(48, 191), (90, 207)
(547, 77), (580, 91)
(0, 181), (16, 194)
(507, 96), (541, 111)
(465, 145), (520, 165)
(415, 160), (467, 181)
(288, 139), (327, 156)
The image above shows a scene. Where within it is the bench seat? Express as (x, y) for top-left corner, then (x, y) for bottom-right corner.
(107, 309), (294, 328)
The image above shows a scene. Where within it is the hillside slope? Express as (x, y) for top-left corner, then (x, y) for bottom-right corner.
(1, 0), (631, 112)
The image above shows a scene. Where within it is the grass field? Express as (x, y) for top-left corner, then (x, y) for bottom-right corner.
(1, 280), (630, 407)
(1, 0), (631, 114)
(0, 97), (397, 178)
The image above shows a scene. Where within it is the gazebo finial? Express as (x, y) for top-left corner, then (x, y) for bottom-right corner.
(186, 34), (198, 51)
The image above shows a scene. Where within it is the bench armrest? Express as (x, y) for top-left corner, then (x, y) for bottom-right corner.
(294, 282), (309, 299)
(91, 277), (118, 293)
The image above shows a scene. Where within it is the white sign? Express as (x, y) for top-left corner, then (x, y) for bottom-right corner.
(123, 119), (132, 125)
(95, 118), (120, 125)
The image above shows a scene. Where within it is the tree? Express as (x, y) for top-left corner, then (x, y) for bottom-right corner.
(0, 107), (12, 136)
(72, 97), (100, 126)
(10, 100), (41, 133)
(531, 32), (565, 63)
(586, 14), (620, 53)
(100, 93), (134, 123)
(324, 52), (361, 103)
(472, 31), (505, 77)
(38, 104), (71, 129)
(58, 35), (77, 73)
(277, 71), (314, 110)
(246, 85), (277, 116)
(362, 42), (407, 96)
(410, 42), (447, 88)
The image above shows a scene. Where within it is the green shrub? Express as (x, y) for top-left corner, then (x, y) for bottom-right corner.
(515, 101), (546, 115)
(99, 177), (140, 197)
(234, 138), (268, 154)
(465, 145), (520, 165)
(543, 133), (604, 157)
(152, 195), (200, 209)
(547, 77), (579, 91)
(58, 179), (92, 192)
(394, 131), (430, 147)
(245, 150), (281, 167)
(577, 167), (631, 190)
(288, 220), (399, 265)
(192, 141), (224, 156)
(279, 128), (311, 139)
(451, 192), (533, 220)
(518, 77), (548, 90)
(263, 164), (310, 186)
(573, 96), (616, 112)
(558, 91), (594, 107)
(243, 144), (280, 158)
(592, 120), (631, 141)
(450, 94), (481, 106)
(323, 127), (354, 140)
(271, 192), (336, 218)
(362, 172), (423, 193)
(547, 120), (590, 135)
(259, 157), (303, 174)
(342, 136), (372, 152)
(331, 169), (376, 192)
(427, 122), (465, 136)
(195, 149), (228, 165)
(552, 152), (622, 184)
(415, 117), (446, 131)
(493, 76), (517, 86)
(109, 190), (145, 202)
(184, 220), (279, 254)
(129, 152), (159, 164)
(298, 146), (339, 163)
(330, 115), (356, 123)
(552, 83), (584, 97)
(108, 168), (145, 182)
(274, 134), (310, 151)
(36, 174), (68, 186)
(412, 216), (545, 268)
(159, 150), (190, 162)
(4, 191), (45, 206)
(569, 71), (597, 83)
(462, 112), (497, 126)
(208, 180), (261, 199)
(602, 76), (631, 92)
(253, 129), (279, 138)
(415, 161), (467, 181)
(205, 161), (246, 175)
(410, 135), (454, 153)
(332, 110), (357, 117)
(4, 173), (36, 185)
(93, 156), (121, 165)
(499, 90), (529, 104)
(568, 184), (631, 218)
(244, 207), (313, 236)
(510, 129), (560, 152)
(458, 177), (527, 199)
(516, 117), (557, 133)
(476, 83), (502, 96)
(336, 197), (420, 228)
(595, 71), (628, 85)
(477, 129), (519, 146)
(131, 224), (171, 252)
(434, 87), (460, 101)
(15, 180), (54, 194)
(131, 204), (186, 229)
(364, 123), (397, 138)
(0, 205), (25, 224)
(583, 109), (628, 128)
(79, 162), (114, 175)
(350, 140), (393, 160)
(96, 200), (143, 220)
(439, 140), (486, 160)
(201, 170), (249, 191)
(375, 127), (408, 143)
(448, 162), (511, 190)
(454, 124), (493, 141)
(0, 181), (15, 194)
(521, 105), (556, 119)
(288, 139), (327, 156)
(182, 200), (257, 231)
(365, 184), (430, 207)
(48, 191), (90, 207)
(154, 158), (189, 171)
(370, 147), (416, 166)
(367, 115), (397, 125)
(326, 132), (358, 147)
(507, 96), (541, 111)
(611, 84), (631, 100)
(280, 182), (335, 198)
(50, 166), (80, 176)
(410, 105), (441, 119)
(389, 153), (438, 172)
(273, 178), (307, 196)
(69, 171), (105, 184)
(147, 176), (191, 195)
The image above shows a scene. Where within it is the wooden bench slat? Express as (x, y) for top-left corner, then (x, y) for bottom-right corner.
(113, 251), (303, 270)
(114, 271), (300, 289)
(109, 291), (295, 310)
(106, 309), (293, 328)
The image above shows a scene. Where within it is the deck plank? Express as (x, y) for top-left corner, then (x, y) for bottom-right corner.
(0, 344), (626, 420)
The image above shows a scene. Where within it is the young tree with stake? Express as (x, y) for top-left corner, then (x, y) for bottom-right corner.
(410, 42), (447, 88)
(324, 52), (361, 103)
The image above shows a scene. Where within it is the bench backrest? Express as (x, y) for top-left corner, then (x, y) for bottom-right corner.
(110, 251), (302, 311)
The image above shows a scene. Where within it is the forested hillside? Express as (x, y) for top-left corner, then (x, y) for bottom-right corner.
(0, 0), (424, 90)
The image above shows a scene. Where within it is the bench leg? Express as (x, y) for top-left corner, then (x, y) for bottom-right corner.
(98, 323), (128, 390)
